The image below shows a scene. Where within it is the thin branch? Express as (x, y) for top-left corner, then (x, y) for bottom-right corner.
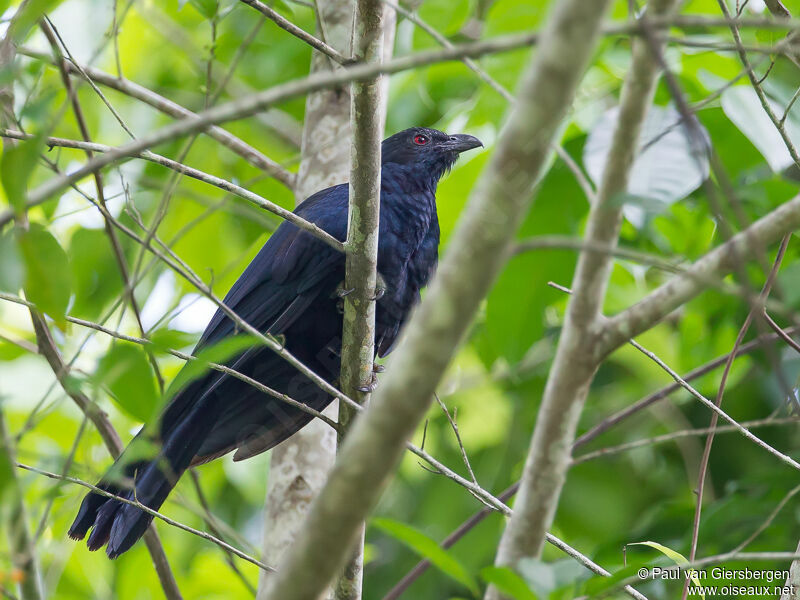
(601, 196), (800, 352)
(0, 292), (340, 430)
(732, 482), (800, 554)
(629, 339), (800, 471)
(4, 14), (800, 227)
(388, 324), (800, 595)
(0, 128), (342, 250)
(572, 417), (800, 466)
(682, 233), (790, 600)
(40, 19), (163, 392)
(259, 1), (614, 598)
(239, 0), (350, 65)
(0, 411), (42, 600)
(332, 0), (386, 597)
(17, 47), (296, 188)
(16, 463), (275, 573)
(489, 0), (677, 582)
(763, 311), (800, 355)
(26, 312), (183, 600)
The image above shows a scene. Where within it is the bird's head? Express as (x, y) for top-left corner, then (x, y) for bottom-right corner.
(381, 127), (483, 184)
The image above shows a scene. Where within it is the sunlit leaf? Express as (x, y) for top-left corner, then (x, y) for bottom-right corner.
(0, 228), (23, 292)
(9, 0), (68, 42)
(95, 343), (159, 423)
(1, 133), (46, 212)
(17, 224), (71, 323)
(628, 541), (704, 598)
(69, 228), (122, 319)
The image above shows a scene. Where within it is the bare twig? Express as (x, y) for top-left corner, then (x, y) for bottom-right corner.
(17, 47), (296, 188)
(16, 463), (275, 573)
(0, 411), (42, 600)
(239, 0), (350, 66)
(0, 128), (341, 250)
(629, 339), (800, 470)
(682, 234), (790, 599)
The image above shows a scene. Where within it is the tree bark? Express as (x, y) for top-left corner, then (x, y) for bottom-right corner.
(257, 3), (394, 597)
(257, 2), (351, 596)
(258, 1), (611, 598)
(487, 5), (678, 596)
(335, 0), (388, 596)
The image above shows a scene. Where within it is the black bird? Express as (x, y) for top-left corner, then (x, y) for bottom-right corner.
(68, 126), (482, 558)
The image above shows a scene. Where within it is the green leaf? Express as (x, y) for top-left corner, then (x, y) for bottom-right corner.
(580, 562), (648, 596)
(68, 228), (122, 319)
(189, 0), (218, 19)
(149, 328), (198, 352)
(9, 0), (68, 42)
(166, 334), (259, 400)
(95, 343), (159, 423)
(721, 85), (800, 173)
(628, 541), (704, 599)
(0, 228), (24, 292)
(480, 567), (537, 600)
(1, 133), (46, 212)
(17, 224), (71, 323)
(372, 518), (479, 596)
(583, 105), (710, 226)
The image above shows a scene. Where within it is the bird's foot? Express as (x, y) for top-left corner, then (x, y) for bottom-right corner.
(372, 272), (387, 301)
(336, 283), (355, 298)
(358, 371), (379, 393)
(373, 363), (385, 373)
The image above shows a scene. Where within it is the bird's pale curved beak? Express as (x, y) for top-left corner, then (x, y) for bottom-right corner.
(445, 133), (483, 153)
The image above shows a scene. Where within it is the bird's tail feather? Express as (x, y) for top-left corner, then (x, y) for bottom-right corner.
(68, 393), (220, 558)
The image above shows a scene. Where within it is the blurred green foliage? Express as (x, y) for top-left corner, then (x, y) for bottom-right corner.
(0, 0), (800, 598)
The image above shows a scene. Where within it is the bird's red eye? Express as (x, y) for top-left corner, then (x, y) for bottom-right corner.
(413, 134), (429, 145)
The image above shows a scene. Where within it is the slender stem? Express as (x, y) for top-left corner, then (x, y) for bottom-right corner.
(489, 3), (676, 588)
(0, 411), (43, 600)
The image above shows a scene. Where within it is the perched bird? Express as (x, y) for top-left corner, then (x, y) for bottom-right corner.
(68, 126), (482, 558)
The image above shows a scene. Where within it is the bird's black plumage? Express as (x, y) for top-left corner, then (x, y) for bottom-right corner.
(68, 127), (482, 558)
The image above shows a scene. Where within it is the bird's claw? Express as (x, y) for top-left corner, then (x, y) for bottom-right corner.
(336, 284), (355, 298)
(373, 363), (385, 373)
(372, 272), (387, 301)
(357, 371), (379, 393)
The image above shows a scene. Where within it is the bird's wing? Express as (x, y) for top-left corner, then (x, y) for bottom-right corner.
(159, 184), (349, 438)
(195, 184), (348, 350)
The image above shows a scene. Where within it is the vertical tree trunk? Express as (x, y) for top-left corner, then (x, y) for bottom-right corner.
(257, 4), (350, 596)
(257, 3), (394, 597)
(335, 0), (389, 596)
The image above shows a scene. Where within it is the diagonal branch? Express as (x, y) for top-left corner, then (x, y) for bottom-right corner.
(239, 0), (350, 66)
(27, 312), (183, 600)
(0, 128), (341, 249)
(258, 0), (613, 598)
(601, 194), (800, 353)
(17, 47), (296, 188)
(39, 19), (163, 392)
(3, 15), (800, 229)
(488, 2), (679, 589)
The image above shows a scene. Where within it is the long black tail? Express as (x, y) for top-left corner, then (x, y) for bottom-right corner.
(68, 394), (218, 558)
